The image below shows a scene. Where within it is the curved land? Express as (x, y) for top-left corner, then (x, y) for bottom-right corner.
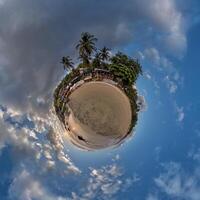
(54, 68), (139, 150)
(54, 32), (142, 150)
(67, 81), (132, 150)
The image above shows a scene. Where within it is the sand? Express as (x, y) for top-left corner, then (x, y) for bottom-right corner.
(66, 81), (132, 150)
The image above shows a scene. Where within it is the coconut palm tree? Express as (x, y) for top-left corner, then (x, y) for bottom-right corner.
(76, 32), (97, 66)
(99, 46), (110, 62)
(61, 56), (74, 71)
(92, 52), (101, 68)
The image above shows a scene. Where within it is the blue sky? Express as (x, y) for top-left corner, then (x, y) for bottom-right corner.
(0, 0), (200, 200)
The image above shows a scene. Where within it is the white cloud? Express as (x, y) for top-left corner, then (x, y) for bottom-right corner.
(0, 0), (189, 115)
(0, 0), (194, 198)
(142, 47), (181, 94)
(137, 95), (147, 112)
(164, 76), (178, 94)
(70, 163), (140, 200)
(144, 48), (161, 65)
(154, 162), (200, 200)
(144, 72), (152, 80)
(112, 154), (120, 161)
(144, 47), (173, 70)
(143, 71), (160, 95)
(188, 148), (200, 163)
(145, 0), (186, 54)
(0, 113), (41, 160)
(0, 105), (80, 175)
(146, 194), (158, 200)
(0, 105), (83, 199)
(9, 169), (67, 200)
(137, 51), (145, 60)
(174, 104), (185, 122)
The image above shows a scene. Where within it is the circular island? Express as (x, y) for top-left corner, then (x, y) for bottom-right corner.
(54, 32), (142, 150)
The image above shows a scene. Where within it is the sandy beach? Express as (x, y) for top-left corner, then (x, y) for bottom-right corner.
(66, 81), (132, 150)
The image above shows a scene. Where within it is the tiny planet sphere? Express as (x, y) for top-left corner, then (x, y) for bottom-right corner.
(54, 33), (142, 150)
(54, 68), (139, 151)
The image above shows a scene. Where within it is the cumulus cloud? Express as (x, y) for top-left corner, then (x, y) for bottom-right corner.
(0, 104), (83, 199)
(0, 105), (80, 175)
(0, 0), (187, 114)
(0, 0), (191, 198)
(146, 0), (186, 54)
(0, 107), (41, 159)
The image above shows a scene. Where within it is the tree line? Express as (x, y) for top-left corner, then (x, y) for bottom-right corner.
(61, 32), (142, 86)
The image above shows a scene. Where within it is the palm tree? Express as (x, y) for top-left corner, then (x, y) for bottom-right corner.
(76, 32), (97, 66)
(92, 52), (101, 68)
(61, 56), (74, 71)
(99, 46), (110, 62)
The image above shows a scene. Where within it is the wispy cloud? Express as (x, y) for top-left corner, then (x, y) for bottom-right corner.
(152, 162), (200, 200)
(146, 194), (158, 200)
(144, 48), (173, 69)
(138, 47), (183, 95)
(70, 163), (140, 200)
(174, 103), (185, 122)
(188, 147), (200, 163)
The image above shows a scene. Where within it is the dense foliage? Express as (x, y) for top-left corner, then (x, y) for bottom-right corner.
(61, 32), (142, 86)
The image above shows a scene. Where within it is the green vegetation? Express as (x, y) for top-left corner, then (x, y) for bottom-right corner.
(60, 56), (74, 71)
(58, 32), (142, 86)
(109, 52), (142, 85)
(54, 32), (143, 131)
(76, 32), (97, 66)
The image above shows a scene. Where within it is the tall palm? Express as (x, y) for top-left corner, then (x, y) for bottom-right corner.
(76, 32), (97, 66)
(99, 46), (110, 62)
(61, 56), (74, 71)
